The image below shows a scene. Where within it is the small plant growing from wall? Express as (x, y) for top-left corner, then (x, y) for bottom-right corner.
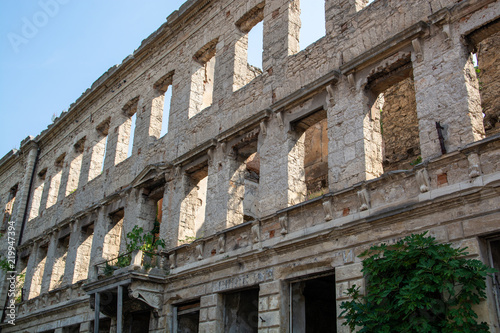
(340, 233), (495, 333)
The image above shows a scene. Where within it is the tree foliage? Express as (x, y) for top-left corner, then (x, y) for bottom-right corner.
(340, 233), (495, 333)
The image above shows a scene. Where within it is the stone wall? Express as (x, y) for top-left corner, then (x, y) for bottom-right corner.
(0, 0), (499, 332)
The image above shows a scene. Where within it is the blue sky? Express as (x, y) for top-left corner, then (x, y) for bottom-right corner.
(0, 0), (327, 157)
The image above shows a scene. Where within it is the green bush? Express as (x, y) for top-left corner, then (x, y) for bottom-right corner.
(340, 233), (495, 333)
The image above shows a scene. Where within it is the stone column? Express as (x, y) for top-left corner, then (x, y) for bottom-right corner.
(204, 146), (244, 233)
(325, 0), (368, 37)
(199, 294), (224, 333)
(40, 230), (58, 294)
(87, 207), (107, 280)
(161, 176), (183, 249)
(328, 77), (383, 191)
(262, 0), (300, 74)
(62, 220), (80, 286)
(13, 140), (38, 240)
(258, 116), (290, 216)
(413, 35), (484, 159)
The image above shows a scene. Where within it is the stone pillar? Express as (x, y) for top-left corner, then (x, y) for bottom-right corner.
(62, 220), (80, 286)
(258, 116), (289, 215)
(13, 140), (38, 239)
(413, 35), (484, 159)
(258, 281), (285, 332)
(262, 0), (300, 74)
(325, 0), (369, 37)
(205, 146), (244, 233)
(56, 153), (71, 203)
(328, 77), (383, 191)
(87, 207), (106, 280)
(40, 230), (58, 294)
(161, 176), (183, 249)
(199, 294), (224, 333)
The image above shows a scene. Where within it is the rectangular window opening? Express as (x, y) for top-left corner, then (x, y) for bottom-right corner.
(118, 96), (139, 163)
(29, 243), (48, 299)
(161, 88), (172, 137)
(179, 166), (208, 244)
(47, 154), (65, 209)
(189, 39), (218, 118)
(234, 3), (264, 91)
(103, 209), (124, 261)
(66, 136), (86, 196)
(224, 288), (259, 332)
(290, 108), (329, 204)
(227, 135), (260, 227)
(29, 171), (46, 222)
(154, 71), (175, 138)
(473, 30), (500, 137)
(49, 234), (70, 290)
(290, 274), (336, 333)
(366, 58), (420, 172)
(299, 0), (326, 50)
(175, 300), (200, 332)
(74, 222), (94, 283)
(127, 113), (137, 158)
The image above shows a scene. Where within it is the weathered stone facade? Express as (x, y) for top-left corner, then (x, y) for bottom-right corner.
(0, 0), (499, 332)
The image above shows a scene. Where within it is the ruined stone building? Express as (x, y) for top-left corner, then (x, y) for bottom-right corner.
(1, 0), (500, 331)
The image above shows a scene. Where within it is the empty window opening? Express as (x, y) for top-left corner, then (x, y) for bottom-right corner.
(234, 3), (264, 91)
(473, 31), (500, 136)
(175, 300), (200, 333)
(89, 117), (110, 180)
(289, 108), (329, 204)
(179, 165), (208, 244)
(366, 58), (420, 172)
(487, 237), (500, 320)
(153, 71), (174, 138)
(66, 136), (86, 196)
(291, 274), (336, 333)
(29, 243), (48, 299)
(299, 0), (325, 50)
(73, 223), (94, 283)
(227, 134), (260, 227)
(224, 288), (259, 332)
(28, 168), (46, 222)
(189, 39), (218, 118)
(140, 183), (165, 251)
(127, 113), (137, 158)
(119, 96), (139, 162)
(2, 185), (18, 230)
(49, 235), (69, 290)
(103, 209), (125, 260)
(47, 154), (65, 209)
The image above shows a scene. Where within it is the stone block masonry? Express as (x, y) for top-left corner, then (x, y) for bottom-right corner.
(0, 0), (499, 332)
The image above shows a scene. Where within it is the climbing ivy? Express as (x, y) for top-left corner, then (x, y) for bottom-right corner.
(340, 233), (495, 333)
